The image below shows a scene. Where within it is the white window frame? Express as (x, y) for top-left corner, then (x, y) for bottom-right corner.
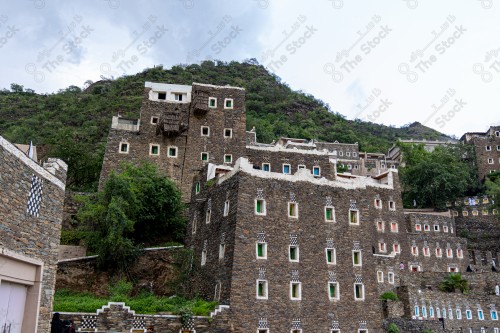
(446, 248), (454, 258)
(201, 249), (207, 266)
(491, 310), (498, 320)
(224, 128), (233, 138)
(173, 92), (184, 101)
(262, 163), (270, 172)
(288, 202), (298, 218)
(423, 247), (430, 257)
(192, 217), (197, 234)
(393, 243), (400, 254)
(374, 198), (382, 209)
(456, 309), (462, 320)
(478, 309), (484, 320)
(488, 158), (494, 164)
(443, 225), (449, 232)
(201, 152), (209, 162)
(256, 279), (268, 299)
(377, 221), (384, 232)
(486, 145), (492, 151)
(167, 146), (178, 158)
(377, 271), (384, 283)
(290, 282), (302, 300)
(289, 245), (299, 262)
(257, 330), (269, 333)
(255, 199), (266, 215)
(349, 209), (360, 225)
(379, 242), (387, 253)
(388, 272), (395, 284)
(326, 247), (336, 265)
(457, 249), (463, 259)
(434, 225), (440, 232)
(150, 143), (160, 156)
(352, 250), (362, 266)
(328, 282), (340, 300)
(223, 200), (230, 216)
(390, 222), (399, 233)
(354, 283), (365, 301)
(435, 248), (442, 257)
(466, 309), (472, 320)
(256, 242), (267, 259)
(313, 166), (321, 177)
(411, 246), (419, 256)
(283, 163), (291, 174)
(119, 142), (129, 154)
(150, 116), (159, 124)
(201, 126), (210, 137)
(219, 243), (225, 260)
(208, 97), (217, 108)
(415, 224), (421, 231)
(224, 154), (233, 164)
(424, 224), (430, 231)
(325, 206), (335, 222)
(297, 164), (306, 171)
(206, 209), (211, 224)
(224, 98), (234, 109)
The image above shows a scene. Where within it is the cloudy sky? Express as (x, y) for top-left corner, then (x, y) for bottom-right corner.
(0, 0), (499, 137)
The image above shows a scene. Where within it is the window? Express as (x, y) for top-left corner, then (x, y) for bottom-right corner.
(434, 225), (440, 232)
(328, 282), (339, 300)
(339, 151), (343, 156)
(466, 309), (472, 319)
(449, 308), (453, 319)
(224, 128), (232, 138)
(436, 248), (442, 257)
(457, 249), (463, 258)
(388, 272), (394, 284)
(224, 98), (233, 109)
(201, 249), (207, 266)
(448, 267), (457, 272)
(201, 126), (210, 136)
(259, 331), (270, 333)
(374, 199), (382, 209)
(206, 209), (211, 224)
(150, 144), (160, 156)
(497, 130), (500, 137)
(195, 181), (201, 194)
(192, 217), (197, 234)
(224, 154), (232, 163)
(415, 224), (421, 231)
(255, 199), (266, 215)
(377, 271), (384, 283)
(201, 152), (209, 161)
(288, 202), (298, 218)
(390, 222), (398, 233)
(498, 145), (500, 151)
(354, 283), (364, 300)
(483, 197), (489, 204)
(429, 307), (434, 318)
(446, 248), (453, 258)
(488, 158), (494, 164)
(290, 282), (301, 300)
(414, 306), (420, 317)
(256, 242), (267, 259)
(379, 242), (387, 253)
(223, 200), (230, 216)
(494, 328), (499, 333)
(219, 243), (225, 260)
(347, 164), (352, 170)
(208, 97), (217, 108)
(214, 282), (221, 302)
(478, 310), (484, 320)
(346, 152), (351, 157)
(325, 207), (335, 222)
(436, 307), (441, 318)
(389, 201), (396, 211)
(456, 309), (462, 320)
(262, 163), (270, 172)
(377, 221), (384, 232)
(483, 210), (489, 216)
(411, 246), (419, 256)
(422, 306), (427, 318)
(168, 146), (177, 157)
(349, 209), (359, 225)
(313, 166), (321, 177)
(443, 225), (449, 232)
(119, 142), (129, 153)
(463, 211), (469, 216)
(423, 247), (430, 256)
(174, 93), (184, 101)
(326, 248), (336, 264)
(491, 310), (498, 320)
(283, 164), (291, 174)
(297, 164), (306, 171)
(353, 152), (357, 157)
(352, 250), (362, 266)
(256, 280), (268, 299)
(442, 308), (446, 319)
(393, 243), (400, 253)
(157, 92), (166, 100)
(151, 116), (159, 124)
(486, 145), (492, 151)
(289, 245), (299, 262)
(423, 224), (430, 231)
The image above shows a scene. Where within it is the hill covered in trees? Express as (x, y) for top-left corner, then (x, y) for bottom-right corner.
(0, 60), (452, 191)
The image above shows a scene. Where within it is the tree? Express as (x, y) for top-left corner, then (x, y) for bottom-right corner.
(438, 273), (469, 293)
(77, 162), (186, 271)
(10, 83), (24, 93)
(398, 143), (480, 210)
(485, 171), (500, 216)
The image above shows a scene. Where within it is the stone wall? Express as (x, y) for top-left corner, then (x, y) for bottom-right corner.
(463, 126), (500, 181)
(57, 302), (232, 332)
(58, 245), (87, 260)
(0, 136), (67, 332)
(62, 191), (88, 230)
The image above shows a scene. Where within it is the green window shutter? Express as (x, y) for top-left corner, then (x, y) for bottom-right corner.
(326, 208), (332, 220)
(256, 200), (262, 213)
(327, 250), (332, 263)
(257, 244), (263, 257)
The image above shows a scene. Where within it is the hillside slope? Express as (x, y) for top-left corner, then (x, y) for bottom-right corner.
(0, 60), (451, 190)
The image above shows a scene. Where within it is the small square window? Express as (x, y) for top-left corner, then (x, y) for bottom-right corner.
(262, 163), (270, 172)
(223, 200), (230, 216)
(456, 309), (462, 320)
(201, 152), (209, 161)
(151, 116), (159, 124)
(497, 145), (500, 151)
(434, 225), (440, 232)
(289, 245), (299, 262)
(150, 144), (160, 156)
(443, 225), (449, 232)
(283, 164), (291, 174)
(390, 222), (398, 233)
(157, 92), (166, 100)
(326, 248), (336, 264)
(255, 199), (266, 215)
(354, 283), (364, 300)
(393, 243), (400, 253)
(486, 146), (492, 151)
(119, 142), (129, 154)
(436, 248), (442, 257)
(325, 206), (335, 222)
(256, 242), (267, 259)
(174, 93), (183, 101)
(208, 97), (217, 108)
(297, 164), (306, 171)
(483, 210), (489, 216)
(256, 280), (268, 299)
(288, 202), (298, 218)
(472, 210), (479, 216)
(349, 209), (359, 225)
(328, 282), (339, 300)
(168, 146), (177, 157)
(377, 271), (384, 283)
(346, 152), (351, 157)
(379, 242), (387, 252)
(352, 250), (362, 266)
(496, 130), (500, 137)
(415, 224), (421, 231)
(488, 158), (494, 164)
(374, 199), (382, 209)
(483, 197), (489, 204)
(224, 128), (233, 138)
(258, 329), (269, 333)
(201, 126), (210, 136)
(388, 272), (394, 284)
(224, 154), (232, 164)
(411, 246), (419, 256)
(219, 243), (225, 260)
(389, 201), (396, 211)
(195, 181), (201, 194)
(224, 98), (233, 109)
(339, 151), (343, 156)
(313, 166), (321, 177)
(377, 221), (384, 232)
(290, 282), (301, 300)
(463, 211), (469, 216)
(424, 224), (430, 231)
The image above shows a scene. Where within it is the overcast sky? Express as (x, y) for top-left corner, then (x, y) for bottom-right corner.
(0, 0), (499, 137)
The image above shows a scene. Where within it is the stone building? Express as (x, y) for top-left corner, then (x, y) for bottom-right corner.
(0, 136), (67, 333)
(461, 126), (500, 181)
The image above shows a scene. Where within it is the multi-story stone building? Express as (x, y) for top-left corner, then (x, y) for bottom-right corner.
(461, 126), (500, 181)
(0, 136), (67, 333)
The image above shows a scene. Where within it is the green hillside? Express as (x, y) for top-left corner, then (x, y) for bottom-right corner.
(0, 60), (452, 191)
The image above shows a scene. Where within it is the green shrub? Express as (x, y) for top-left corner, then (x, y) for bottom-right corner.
(60, 230), (94, 246)
(109, 279), (133, 299)
(379, 291), (399, 301)
(438, 273), (469, 293)
(422, 330), (435, 333)
(386, 323), (400, 333)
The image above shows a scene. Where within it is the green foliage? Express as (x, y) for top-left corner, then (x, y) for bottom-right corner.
(386, 323), (400, 333)
(60, 230), (94, 246)
(438, 273), (469, 293)
(398, 143), (480, 210)
(53, 289), (217, 315)
(486, 171), (500, 216)
(336, 164), (348, 173)
(379, 291), (399, 301)
(77, 162), (185, 271)
(0, 61), (452, 191)
(422, 330), (435, 333)
(109, 279), (133, 300)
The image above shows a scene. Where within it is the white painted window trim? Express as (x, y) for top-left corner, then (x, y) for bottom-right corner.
(256, 242), (267, 259)
(224, 98), (234, 109)
(149, 143), (160, 156)
(201, 126), (210, 137)
(353, 283), (365, 301)
(289, 245), (299, 262)
(224, 154), (233, 164)
(283, 163), (291, 174)
(208, 97), (217, 108)
(256, 279), (268, 299)
(119, 142), (129, 154)
(224, 128), (233, 138)
(352, 250), (362, 266)
(290, 282), (302, 300)
(325, 206), (335, 222)
(288, 202), (299, 218)
(150, 116), (159, 124)
(255, 199), (267, 216)
(328, 281), (340, 300)
(326, 247), (336, 265)
(167, 146), (178, 158)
